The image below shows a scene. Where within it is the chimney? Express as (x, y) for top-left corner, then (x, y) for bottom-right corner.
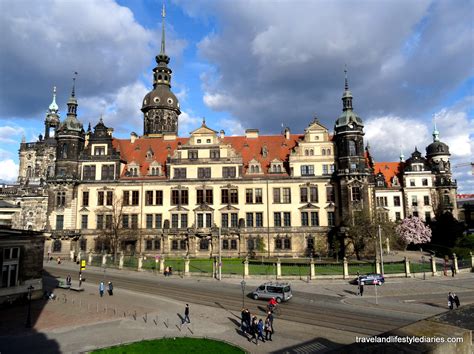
(130, 132), (138, 144)
(245, 129), (259, 139)
(220, 130), (225, 139)
(284, 127), (290, 140)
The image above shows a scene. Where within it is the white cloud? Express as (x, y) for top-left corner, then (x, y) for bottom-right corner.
(434, 106), (473, 158)
(0, 125), (25, 143)
(178, 110), (202, 135)
(0, 159), (19, 182)
(217, 118), (245, 136)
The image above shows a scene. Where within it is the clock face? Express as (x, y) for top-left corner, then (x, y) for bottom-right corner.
(348, 124), (354, 129)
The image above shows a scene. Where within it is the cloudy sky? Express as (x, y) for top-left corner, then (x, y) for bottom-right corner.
(0, 0), (472, 191)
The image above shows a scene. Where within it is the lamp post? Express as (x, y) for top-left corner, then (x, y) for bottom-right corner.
(25, 285), (34, 328)
(378, 225), (384, 275)
(218, 228), (222, 281)
(240, 280), (246, 308)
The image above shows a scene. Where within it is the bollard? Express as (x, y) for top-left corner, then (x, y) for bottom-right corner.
(276, 258), (282, 280)
(310, 257), (315, 280)
(431, 255), (438, 276)
(404, 256), (411, 277)
(375, 259), (381, 274)
(343, 257), (349, 279)
(453, 253), (459, 274)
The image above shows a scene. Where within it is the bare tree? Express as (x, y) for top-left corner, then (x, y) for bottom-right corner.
(97, 197), (125, 263)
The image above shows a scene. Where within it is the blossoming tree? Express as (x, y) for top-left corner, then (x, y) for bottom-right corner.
(396, 217), (432, 247)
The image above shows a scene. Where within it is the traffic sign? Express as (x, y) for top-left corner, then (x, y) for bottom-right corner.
(80, 260), (86, 270)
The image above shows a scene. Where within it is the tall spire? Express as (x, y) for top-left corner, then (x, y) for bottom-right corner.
(67, 73), (78, 117)
(48, 86), (59, 113)
(399, 146), (404, 162)
(432, 115), (440, 142)
(160, 3), (166, 55)
(342, 65), (353, 111)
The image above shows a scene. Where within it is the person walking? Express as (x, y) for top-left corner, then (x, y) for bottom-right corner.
(450, 263), (455, 277)
(360, 281), (364, 297)
(183, 304), (190, 324)
(453, 293), (460, 308)
(257, 318), (265, 343)
(251, 316), (258, 345)
(79, 271), (83, 287)
(99, 281), (105, 297)
(108, 281), (113, 296)
(264, 315), (273, 341)
(66, 274), (72, 286)
(448, 292), (454, 310)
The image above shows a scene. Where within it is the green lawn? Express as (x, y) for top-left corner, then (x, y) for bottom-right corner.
(92, 337), (244, 354)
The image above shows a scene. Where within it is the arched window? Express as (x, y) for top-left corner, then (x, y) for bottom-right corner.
(250, 166), (255, 173)
(277, 165), (282, 172)
(348, 141), (357, 156)
(255, 166), (259, 173)
(322, 149), (326, 156)
(52, 240), (62, 252)
(310, 149), (314, 156)
(305, 150), (309, 156)
(62, 143), (68, 158)
(26, 166), (33, 178)
(158, 75), (162, 81)
(327, 149), (331, 155)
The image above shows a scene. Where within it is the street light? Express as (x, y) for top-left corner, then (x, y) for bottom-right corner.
(240, 280), (246, 308)
(25, 285), (34, 328)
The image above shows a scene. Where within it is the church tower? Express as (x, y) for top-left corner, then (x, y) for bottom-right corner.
(44, 86), (61, 139)
(334, 70), (373, 224)
(141, 5), (181, 136)
(55, 76), (85, 178)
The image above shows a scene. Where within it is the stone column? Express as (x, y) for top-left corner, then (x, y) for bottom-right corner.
(431, 255), (437, 276)
(119, 253), (124, 270)
(138, 254), (143, 271)
(70, 250), (75, 262)
(310, 257), (315, 280)
(184, 257), (190, 276)
(276, 258), (281, 280)
(470, 252), (474, 272)
(453, 253), (459, 274)
(243, 258), (249, 278)
(159, 257), (165, 274)
(404, 256), (411, 277)
(343, 257), (349, 279)
(77, 251), (82, 263)
(88, 252), (92, 266)
(385, 237), (390, 254)
(102, 254), (107, 266)
(155, 257), (159, 272)
(375, 259), (381, 274)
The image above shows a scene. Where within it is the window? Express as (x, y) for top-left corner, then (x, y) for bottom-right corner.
(301, 186), (318, 203)
(83, 165), (96, 180)
(423, 196), (430, 206)
(411, 196), (417, 206)
(301, 165), (314, 176)
(246, 189), (253, 204)
(413, 211), (419, 217)
(255, 188), (263, 203)
(106, 191), (113, 206)
(146, 214), (153, 229)
(410, 179), (415, 187)
(273, 188), (281, 203)
(221, 189), (238, 204)
(256, 212), (263, 227)
(284, 238), (291, 249)
(156, 190), (163, 205)
(146, 239), (153, 251)
(210, 149), (220, 159)
(222, 167), (236, 178)
(200, 239), (209, 250)
(230, 213), (238, 227)
(1, 249), (19, 288)
(146, 191), (154, 205)
(322, 165), (329, 175)
(105, 214), (112, 229)
(131, 191), (139, 206)
(171, 214), (179, 228)
(425, 212), (431, 222)
(282, 188), (291, 203)
(247, 239), (255, 251)
(122, 214), (129, 229)
(301, 212), (309, 226)
(328, 212), (335, 227)
(274, 212), (282, 227)
(351, 187), (361, 201)
(395, 212), (401, 221)
(79, 238), (87, 251)
(230, 239), (237, 250)
(197, 189), (213, 204)
(52, 240), (61, 252)
(348, 140), (357, 156)
(246, 213), (254, 227)
(222, 239), (229, 249)
(174, 168), (187, 179)
(94, 146), (105, 155)
(222, 213), (229, 228)
(123, 191), (130, 206)
(97, 214), (104, 229)
(155, 214), (162, 229)
(443, 194), (450, 205)
(101, 164), (114, 180)
(56, 191), (66, 207)
(422, 178), (428, 186)
(131, 214), (138, 229)
(98, 191), (104, 206)
(311, 212), (319, 226)
(283, 212), (291, 227)
(376, 197), (388, 207)
(198, 167), (211, 179)
(172, 189), (188, 205)
(82, 191), (89, 207)
(326, 186), (335, 202)
(56, 215), (64, 230)
(394, 196), (401, 207)
(189, 150), (198, 160)
(275, 238), (291, 250)
(181, 214), (188, 228)
(172, 240), (178, 250)
(81, 215), (88, 229)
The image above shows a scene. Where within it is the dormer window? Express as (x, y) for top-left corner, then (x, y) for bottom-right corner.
(148, 163), (162, 176)
(392, 176), (399, 186)
(93, 145), (106, 156)
(127, 162), (140, 177)
(270, 159), (284, 174)
(248, 159), (262, 175)
(197, 139), (201, 144)
(206, 139), (211, 143)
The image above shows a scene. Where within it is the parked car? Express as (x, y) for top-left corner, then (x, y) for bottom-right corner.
(349, 273), (385, 285)
(252, 282), (292, 302)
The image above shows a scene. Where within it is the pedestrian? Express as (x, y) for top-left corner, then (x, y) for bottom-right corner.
(264, 316), (273, 341)
(66, 274), (71, 286)
(241, 308), (247, 333)
(244, 309), (251, 335)
(79, 271), (83, 287)
(450, 263), (455, 277)
(257, 318), (265, 343)
(453, 293), (460, 308)
(251, 316), (258, 345)
(448, 292), (454, 310)
(47, 251), (51, 262)
(183, 304), (190, 324)
(360, 281), (364, 297)
(99, 281), (104, 297)
(57, 257), (61, 264)
(165, 266), (169, 277)
(108, 281), (113, 296)
(169, 266), (173, 276)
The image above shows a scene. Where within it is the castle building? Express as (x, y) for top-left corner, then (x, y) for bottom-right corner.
(11, 10), (457, 259)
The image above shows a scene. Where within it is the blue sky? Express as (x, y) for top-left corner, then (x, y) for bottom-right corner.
(0, 0), (472, 192)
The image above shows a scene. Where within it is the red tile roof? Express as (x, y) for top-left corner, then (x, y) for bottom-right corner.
(112, 134), (303, 178)
(374, 162), (404, 187)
